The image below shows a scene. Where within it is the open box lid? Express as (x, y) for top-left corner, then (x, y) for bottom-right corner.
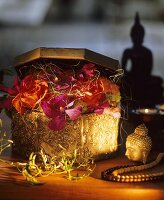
(14, 47), (120, 72)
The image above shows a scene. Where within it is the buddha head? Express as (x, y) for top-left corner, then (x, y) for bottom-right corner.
(125, 124), (152, 164)
(130, 12), (145, 46)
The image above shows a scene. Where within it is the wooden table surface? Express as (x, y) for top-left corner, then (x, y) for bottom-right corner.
(0, 155), (163, 200)
(0, 111), (164, 200)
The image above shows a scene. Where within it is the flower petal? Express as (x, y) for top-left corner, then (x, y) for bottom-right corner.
(3, 97), (12, 109)
(55, 84), (70, 90)
(0, 84), (17, 95)
(49, 94), (67, 107)
(0, 97), (12, 110)
(94, 101), (110, 115)
(94, 108), (104, 115)
(65, 106), (82, 120)
(48, 114), (66, 131)
(67, 100), (75, 108)
(100, 101), (110, 109)
(112, 112), (121, 118)
(13, 76), (20, 92)
(41, 101), (55, 118)
(12, 94), (27, 114)
(82, 63), (96, 78)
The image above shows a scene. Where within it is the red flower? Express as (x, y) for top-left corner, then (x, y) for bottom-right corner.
(12, 75), (48, 114)
(79, 79), (105, 112)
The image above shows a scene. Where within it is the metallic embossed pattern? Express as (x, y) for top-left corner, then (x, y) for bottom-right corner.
(12, 111), (120, 160)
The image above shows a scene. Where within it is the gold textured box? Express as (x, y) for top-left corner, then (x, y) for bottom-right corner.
(12, 111), (120, 160)
(12, 48), (121, 160)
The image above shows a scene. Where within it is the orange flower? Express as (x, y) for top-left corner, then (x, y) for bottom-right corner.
(99, 77), (119, 94)
(12, 75), (48, 114)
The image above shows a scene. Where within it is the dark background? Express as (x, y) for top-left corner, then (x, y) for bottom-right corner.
(0, 0), (163, 88)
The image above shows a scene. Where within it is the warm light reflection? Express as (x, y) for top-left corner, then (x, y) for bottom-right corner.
(80, 114), (120, 157)
(136, 108), (157, 115)
(145, 109), (149, 113)
(123, 188), (163, 200)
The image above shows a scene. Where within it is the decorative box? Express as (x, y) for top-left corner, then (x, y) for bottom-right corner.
(11, 48), (121, 161)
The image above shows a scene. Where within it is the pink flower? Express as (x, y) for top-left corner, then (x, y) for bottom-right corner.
(94, 101), (110, 115)
(41, 94), (82, 131)
(55, 71), (77, 91)
(82, 63), (96, 79)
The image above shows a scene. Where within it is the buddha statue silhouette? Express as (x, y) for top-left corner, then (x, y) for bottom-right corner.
(121, 13), (163, 107)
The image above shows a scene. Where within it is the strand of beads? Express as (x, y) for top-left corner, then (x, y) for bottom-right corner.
(102, 153), (164, 183)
